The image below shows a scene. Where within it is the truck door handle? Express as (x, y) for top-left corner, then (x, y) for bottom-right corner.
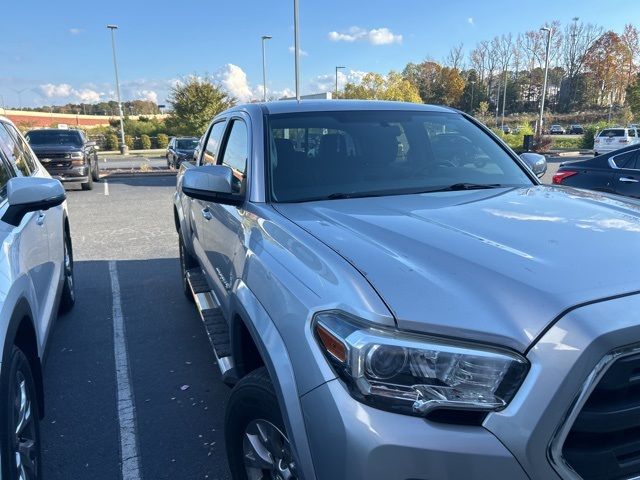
(36, 211), (46, 226)
(619, 177), (639, 183)
(202, 208), (213, 221)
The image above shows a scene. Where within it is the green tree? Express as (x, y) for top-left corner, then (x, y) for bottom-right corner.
(626, 73), (640, 116)
(167, 77), (236, 135)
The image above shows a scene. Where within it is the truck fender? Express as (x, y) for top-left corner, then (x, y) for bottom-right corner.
(231, 281), (317, 480)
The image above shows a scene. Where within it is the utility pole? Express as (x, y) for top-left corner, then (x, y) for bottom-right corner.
(501, 69), (508, 129)
(261, 35), (272, 102)
(538, 27), (552, 135)
(335, 66), (346, 98)
(12, 88), (27, 108)
(293, 0), (300, 101)
(470, 80), (475, 113)
(107, 24), (128, 154)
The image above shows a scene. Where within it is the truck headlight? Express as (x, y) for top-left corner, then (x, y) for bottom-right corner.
(69, 152), (84, 159)
(314, 311), (528, 416)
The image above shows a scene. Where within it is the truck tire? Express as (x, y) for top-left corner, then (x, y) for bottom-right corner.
(179, 234), (197, 301)
(1, 346), (42, 480)
(92, 160), (100, 182)
(81, 171), (93, 191)
(59, 232), (75, 313)
(225, 367), (297, 480)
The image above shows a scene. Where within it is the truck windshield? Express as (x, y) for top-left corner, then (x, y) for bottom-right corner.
(268, 110), (532, 203)
(26, 130), (83, 146)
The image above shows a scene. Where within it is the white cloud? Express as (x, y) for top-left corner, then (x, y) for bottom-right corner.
(288, 46), (308, 56)
(467, 17), (474, 26)
(74, 88), (102, 103)
(135, 89), (158, 103)
(307, 69), (367, 93)
(68, 28), (83, 35)
(368, 28), (402, 45)
(328, 26), (402, 45)
(214, 64), (254, 102)
(39, 83), (73, 98)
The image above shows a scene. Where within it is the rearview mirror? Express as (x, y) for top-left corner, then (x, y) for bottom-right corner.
(2, 177), (66, 226)
(181, 165), (240, 205)
(519, 152), (547, 179)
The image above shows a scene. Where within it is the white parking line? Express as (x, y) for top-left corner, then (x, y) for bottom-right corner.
(104, 180), (109, 196)
(108, 261), (142, 480)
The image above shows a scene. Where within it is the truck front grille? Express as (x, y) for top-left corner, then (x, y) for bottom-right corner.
(562, 352), (640, 479)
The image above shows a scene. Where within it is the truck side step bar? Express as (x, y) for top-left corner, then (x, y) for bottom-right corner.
(186, 268), (238, 387)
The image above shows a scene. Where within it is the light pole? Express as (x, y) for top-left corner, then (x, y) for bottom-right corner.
(261, 35), (272, 102)
(293, 0), (300, 101)
(538, 27), (552, 135)
(12, 88), (27, 109)
(0, 95), (5, 115)
(107, 24), (128, 154)
(470, 80), (476, 113)
(335, 66), (346, 98)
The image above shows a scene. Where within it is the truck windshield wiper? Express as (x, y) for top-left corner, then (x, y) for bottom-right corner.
(426, 183), (506, 193)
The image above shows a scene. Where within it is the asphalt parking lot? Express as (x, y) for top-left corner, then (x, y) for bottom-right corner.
(41, 174), (231, 480)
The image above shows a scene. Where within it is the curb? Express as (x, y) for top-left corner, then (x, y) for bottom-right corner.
(100, 170), (177, 178)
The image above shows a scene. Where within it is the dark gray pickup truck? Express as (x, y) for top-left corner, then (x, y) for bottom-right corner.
(26, 128), (100, 190)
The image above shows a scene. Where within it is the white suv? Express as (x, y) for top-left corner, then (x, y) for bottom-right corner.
(0, 117), (74, 480)
(594, 127), (640, 155)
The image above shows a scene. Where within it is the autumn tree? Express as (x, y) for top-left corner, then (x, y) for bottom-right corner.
(433, 67), (466, 106)
(585, 31), (632, 105)
(342, 72), (421, 103)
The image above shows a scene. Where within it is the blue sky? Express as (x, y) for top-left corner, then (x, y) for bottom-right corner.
(1, 0), (638, 108)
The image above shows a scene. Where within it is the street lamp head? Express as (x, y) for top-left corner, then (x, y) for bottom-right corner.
(262, 35), (272, 40)
(540, 27), (551, 32)
(107, 24), (119, 30)
(336, 66), (346, 70)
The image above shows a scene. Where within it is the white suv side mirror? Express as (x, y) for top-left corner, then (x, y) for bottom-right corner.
(2, 177), (66, 226)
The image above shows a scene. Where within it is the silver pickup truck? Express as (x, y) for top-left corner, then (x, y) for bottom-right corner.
(174, 100), (640, 480)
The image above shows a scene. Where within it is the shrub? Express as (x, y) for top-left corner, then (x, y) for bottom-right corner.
(551, 136), (582, 150)
(157, 133), (169, 149)
(140, 134), (151, 150)
(105, 133), (119, 151)
(124, 134), (135, 150)
(581, 122), (608, 150)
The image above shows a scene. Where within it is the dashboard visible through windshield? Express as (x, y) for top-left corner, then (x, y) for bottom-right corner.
(267, 110), (532, 202)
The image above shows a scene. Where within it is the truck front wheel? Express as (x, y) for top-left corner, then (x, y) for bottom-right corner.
(225, 367), (297, 480)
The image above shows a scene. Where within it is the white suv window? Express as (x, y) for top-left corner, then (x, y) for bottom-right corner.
(4, 123), (38, 173)
(0, 123), (31, 176)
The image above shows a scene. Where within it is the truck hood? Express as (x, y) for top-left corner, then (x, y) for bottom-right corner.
(30, 144), (81, 154)
(274, 185), (640, 352)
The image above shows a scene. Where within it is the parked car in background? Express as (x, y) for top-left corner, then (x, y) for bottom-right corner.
(174, 100), (640, 480)
(500, 125), (511, 134)
(549, 124), (565, 134)
(568, 124), (584, 135)
(553, 143), (640, 198)
(0, 116), (75, 480)
(593, 127), (640, 156)
(25, 129), (99, 190)
(166, 137), (199, 168)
